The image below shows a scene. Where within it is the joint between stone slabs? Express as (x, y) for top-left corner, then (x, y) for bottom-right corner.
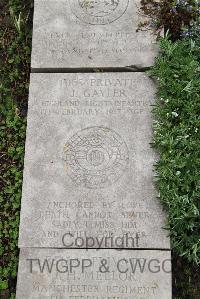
(31, 66), (150, 74)
(18, 247), (171, 252)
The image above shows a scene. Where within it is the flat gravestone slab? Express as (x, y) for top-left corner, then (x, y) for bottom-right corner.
(16, 248), (172, 299)
(31, 0), (158, 69)
(18, 73), (170, 248)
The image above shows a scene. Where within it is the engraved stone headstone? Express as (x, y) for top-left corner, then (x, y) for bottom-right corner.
(18, 73), (170, 249)
(16, 248), (172, 299)
(31, 0), (158, 69)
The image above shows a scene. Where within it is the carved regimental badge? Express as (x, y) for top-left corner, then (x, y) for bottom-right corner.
(63, 127), (129, 189)
(69, 0), (129, 25)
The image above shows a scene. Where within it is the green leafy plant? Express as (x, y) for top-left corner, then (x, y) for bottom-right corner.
(150, 36), (200, 264)
(140, 0), (200, 40)
(141, 1), (200, 296)
(0, 0), (33, 297)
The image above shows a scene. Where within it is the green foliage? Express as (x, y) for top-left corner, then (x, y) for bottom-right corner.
(140, 0), (200, 40)
(150, 36), (200, 264)
(0, 0), (32, 296)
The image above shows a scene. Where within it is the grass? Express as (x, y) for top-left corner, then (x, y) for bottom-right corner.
(142, 0), (200, 297)
(0, 0), (33, 297)
(151, 36), (200, 265)
(150, 36), (200, 298)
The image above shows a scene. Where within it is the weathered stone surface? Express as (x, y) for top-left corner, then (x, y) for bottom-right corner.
(18, 73), (169, 248)
(16, 248), (172, 299)
(31, 0), (158, 69)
